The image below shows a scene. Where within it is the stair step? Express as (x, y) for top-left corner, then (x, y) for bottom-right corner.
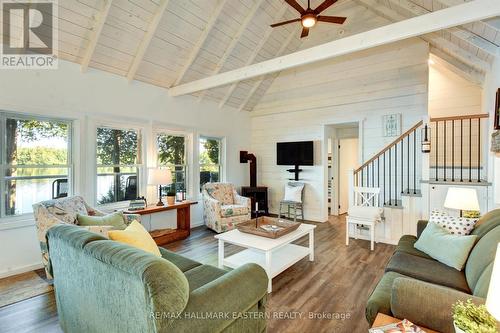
(383, 200), (403, 209)
(401, 189), (422, 197)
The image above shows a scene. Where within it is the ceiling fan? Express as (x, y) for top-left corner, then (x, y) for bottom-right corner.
(271, 0), (347, 38)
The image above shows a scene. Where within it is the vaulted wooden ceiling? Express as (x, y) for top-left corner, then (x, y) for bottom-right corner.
(4, 0), (499, 111)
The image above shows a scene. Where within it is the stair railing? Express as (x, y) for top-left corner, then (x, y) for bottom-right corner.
(354, 120), (423, 207)
(429, 114), (488, 183)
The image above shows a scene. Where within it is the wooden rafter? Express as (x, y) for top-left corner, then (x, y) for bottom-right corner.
(168, 0), (500, 97)
(198, 0), (266, 101)
(218, 5), (288, 108)
(386, 0), (498, 56)
(172, 0), (228, 86)
(81, 0), (113, 73)
(127, 0), (170, 82)
(356, 0), (490, 72)
(237, 28), (298, 112)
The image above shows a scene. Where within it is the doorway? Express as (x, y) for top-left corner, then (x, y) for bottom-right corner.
(326, 123), (359, 216)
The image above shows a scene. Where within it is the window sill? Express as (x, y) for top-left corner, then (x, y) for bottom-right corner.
(0, 214), (35, 231)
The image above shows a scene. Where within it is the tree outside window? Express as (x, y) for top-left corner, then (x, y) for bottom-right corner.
(157, 134), (187, 195)
(199, 136), (222, 191)
(1, 115), (71, 217)
(96, 127), (140, 205)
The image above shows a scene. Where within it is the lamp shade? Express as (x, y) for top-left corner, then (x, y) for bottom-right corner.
(147, 168), (172, 186)
(486, 243), (500, 321)
(443, 187), (480, 212)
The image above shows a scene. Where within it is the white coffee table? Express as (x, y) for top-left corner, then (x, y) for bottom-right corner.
(215, 223), (316, 293)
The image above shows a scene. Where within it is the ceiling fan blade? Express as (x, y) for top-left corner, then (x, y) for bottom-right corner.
(270, 18), (301, 28)
(300, 27), (309, 38)
(317, 15), (347, 24)
(285, 0), (305, 14)
(314, 0), (338, 14)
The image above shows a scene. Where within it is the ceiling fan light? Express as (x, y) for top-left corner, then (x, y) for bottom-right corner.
(302, 15), (316, 28)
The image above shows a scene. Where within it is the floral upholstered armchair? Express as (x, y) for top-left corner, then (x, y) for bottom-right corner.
(32, 196), (140, 278)
(202, 183), (251, 233)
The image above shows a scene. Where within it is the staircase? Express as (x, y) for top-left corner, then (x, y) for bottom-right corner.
(353, 120), (424, 209)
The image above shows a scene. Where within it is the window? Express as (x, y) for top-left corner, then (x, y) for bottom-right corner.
(96, 127), (140, 205)
(157, 133), (187, 195)
(199, 136), (222, 191)
(0, 113), (72, 217)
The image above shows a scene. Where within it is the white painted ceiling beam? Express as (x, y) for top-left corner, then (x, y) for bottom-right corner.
(237, 29), (298, 112)
(81, 0), (113, 73)
(391, 0), (498, 55)
(435, 0), (500, 35)
(218, 5), (289, 108)
(356, 0), (490, 72)
(168, 0), (500, 96)
(126, 0), (170, 82)
(172, 0), (228, 86)
(197, 0), (266, 101)
(429, 49), (485, 86)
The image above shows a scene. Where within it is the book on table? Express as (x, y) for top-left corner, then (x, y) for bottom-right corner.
(369, 319), (426, 333)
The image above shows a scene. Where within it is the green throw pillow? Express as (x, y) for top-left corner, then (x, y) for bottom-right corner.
(77, 212), (127, 230)
(414, 222), (477, 271)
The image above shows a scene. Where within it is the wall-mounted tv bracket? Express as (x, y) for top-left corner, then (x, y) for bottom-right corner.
(287, 165), (302, 181)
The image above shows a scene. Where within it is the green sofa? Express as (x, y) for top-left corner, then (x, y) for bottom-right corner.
(46, 224), (268, 333)
(366, 209), (500, 333)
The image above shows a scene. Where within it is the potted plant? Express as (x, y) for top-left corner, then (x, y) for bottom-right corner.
(166, 185), (176, 205)
(452, 300), (497, 333)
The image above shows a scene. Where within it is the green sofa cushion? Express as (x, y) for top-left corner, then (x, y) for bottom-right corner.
(415, 222), (477, 270)
(465, 225), (500, 296)
(159, 247), (201, 272)
(385, 252), (471, 293)
(471, 209), (500, 239)
(394, 235), (432, 259)
(366, 271), (409, 325)
(77, 212), (127, 230)
(184, 264), (228, 291)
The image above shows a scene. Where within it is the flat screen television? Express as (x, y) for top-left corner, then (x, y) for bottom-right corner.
(276, 141), (314, 166)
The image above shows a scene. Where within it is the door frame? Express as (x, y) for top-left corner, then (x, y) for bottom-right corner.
(322, 120), (363, 220)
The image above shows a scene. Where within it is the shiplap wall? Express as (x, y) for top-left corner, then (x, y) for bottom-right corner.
(251, 38), (429, 222)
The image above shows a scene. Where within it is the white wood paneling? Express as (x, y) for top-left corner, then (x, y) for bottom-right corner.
(250, 39), (429, 222)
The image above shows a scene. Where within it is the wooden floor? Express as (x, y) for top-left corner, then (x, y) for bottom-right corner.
(0, 215), (394, 333)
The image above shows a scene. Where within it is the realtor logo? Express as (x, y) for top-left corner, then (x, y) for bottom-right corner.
(1, 1), (58, 69)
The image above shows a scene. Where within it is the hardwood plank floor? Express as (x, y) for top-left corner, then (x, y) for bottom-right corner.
(0, 215), (394, 333)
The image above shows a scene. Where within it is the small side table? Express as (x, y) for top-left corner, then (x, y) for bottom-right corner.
(124, 201), (197, 245)
(372, 313), (441, 333)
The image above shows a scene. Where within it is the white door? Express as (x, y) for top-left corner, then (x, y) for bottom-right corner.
(338, 138), (359, 214)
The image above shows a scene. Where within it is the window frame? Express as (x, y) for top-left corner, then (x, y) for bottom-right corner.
(198, 135), (225, 192)
(0, 111), (73, 218)
(151, 127), (194, 198)
(94, 124), (143, 208)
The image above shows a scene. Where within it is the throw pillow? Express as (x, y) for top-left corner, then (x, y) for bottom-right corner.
(77, 211), (128, 230)
(108, 221), (161, 257)
(284, 184), (303, 202)
(429, 212), (477, 235)
(414, 222), (477, 270)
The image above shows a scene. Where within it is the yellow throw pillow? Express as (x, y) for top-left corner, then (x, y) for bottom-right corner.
(108, 221), (161, 257)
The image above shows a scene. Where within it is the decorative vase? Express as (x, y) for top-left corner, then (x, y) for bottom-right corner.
(166, 196), (175, 205)
(453, 321), (466, 333)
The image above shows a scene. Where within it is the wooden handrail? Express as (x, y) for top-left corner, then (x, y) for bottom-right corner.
(430, 113), (488, 122)
(354, 120), (423, 174)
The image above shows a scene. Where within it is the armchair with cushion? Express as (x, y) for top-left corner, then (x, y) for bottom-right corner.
(366, 210), (500, 333)
(202, 183), (251, 233)
(32, 195), (140, 278)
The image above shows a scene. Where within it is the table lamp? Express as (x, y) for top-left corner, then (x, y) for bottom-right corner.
(443, 187), (480, 217)
(486, 243), (500, 322)
(148, 168), (172, 206)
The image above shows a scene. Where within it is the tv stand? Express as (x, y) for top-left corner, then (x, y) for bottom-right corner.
(287, 165), (303, 181)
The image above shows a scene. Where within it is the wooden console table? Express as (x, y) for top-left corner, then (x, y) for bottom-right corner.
(124, 201), (197, 245)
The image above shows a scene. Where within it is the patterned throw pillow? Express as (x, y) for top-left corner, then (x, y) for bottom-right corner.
(429, 210), (477, 235)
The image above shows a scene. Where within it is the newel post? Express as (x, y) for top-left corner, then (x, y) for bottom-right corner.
(348, 169), (355, 209)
